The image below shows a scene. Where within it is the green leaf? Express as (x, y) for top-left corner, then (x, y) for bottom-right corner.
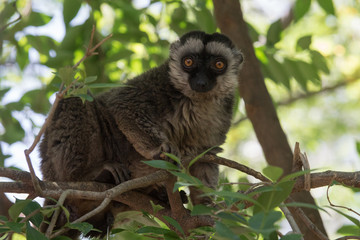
(0, 110), (25, 144)
(255, 181), (295, 213)
(356, 141), (360, 156)
(63, 0), (82, 27)
(283, 59), (308, 91)
(191, 204), (215, 216)
(22, 201), (43, 228)
(67, 222), (93, 235)
(329, 207), (360, 227)
(8, 199), (32, 221)
(75, 93), (94, 103)
(279, 170), (310, 183)
(310, 50), (329, 74)
(0, 88), (10, 100)
(284, 202), (327, 213)
(210, 190), (262, 208)
(142, 160), (179, 171)
(5, 222), (25, 233)
(58, 66), (75, 86)
(27, 11), (52, 26)
(188, 147), (214, 169)
(294, 0), (311, 22)
(217, 212), (247, 224)
(249, 211), (282, 237)
(20, 89), (51, 114)
(247, 23), (259, 42)
(0, 2), (17, 24)
(317, 0), (335, 15)
(262, 165), (283, 182)
(136, 226), (174, 235)
(84, 76), (97, 83)
(215, 221), (240, 240)
(337, 225), (360, 236)
(266, 19), (283, 46)
(26, 222), (48, 240)
(111, 228), (125, 234)
(170, 171), (202, 185)
(163, 216), (184, 236)
(26, 35), (57, 56)
(297, 35), (312, 50)
(163, 152), (181, 165)
(194, 8), (216, 33)
(87, 83), (125, 88)
(280, 234), (303, 240)
(60, 206), (70, 222)
(266, 54), (291, 89)
(150, 200), (164, 214)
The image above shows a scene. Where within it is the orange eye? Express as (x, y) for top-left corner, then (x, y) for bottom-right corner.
(184, 58), (193, 67)
(215, 61), (225, 69)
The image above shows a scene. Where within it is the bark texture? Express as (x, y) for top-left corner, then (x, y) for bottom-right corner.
(212, 0), (327, 238)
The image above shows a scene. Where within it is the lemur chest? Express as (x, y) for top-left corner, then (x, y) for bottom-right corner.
(164, 99), (229, 155)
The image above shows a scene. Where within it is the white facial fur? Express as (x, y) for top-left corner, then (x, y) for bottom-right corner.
(169, 36), (243, 100)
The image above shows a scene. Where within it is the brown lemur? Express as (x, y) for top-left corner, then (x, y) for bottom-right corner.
(40, 31), (243, 238)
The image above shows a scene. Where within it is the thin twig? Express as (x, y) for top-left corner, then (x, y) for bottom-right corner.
(203, 154), (271, 182)
(46, 190), (71, 237)
(19, 208), (42, 224)
(327, 183), (360, 217)
(51, 198), (112, 238)
(279, 205), (303, 239)
(0, 2), (22, 33)
(286, 197), (328, 240)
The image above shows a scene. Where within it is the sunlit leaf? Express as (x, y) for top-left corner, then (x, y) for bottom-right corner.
(266, 54), (291, 89)
(296, 35), (312, 50)
(87, 83), (125, 88)
(8, 199), (32, 221)
(266, 19), (283, 46)
(294, 0), (311, 21)
(27, 11), (52, 26)
(142, 160), (179, 171)
(337, 225), (360, 236)
(263, 165), (283, 182)
(136, 226), (174, 235)
(355, 141), (360, 156)
(67, 222), (93, 235)
(84, 76), (97, 83)
(254, 181), (295, 213)
(63, 0), (82, 27)
(0, 88), (11, 100)
(317, 0), (335, 15)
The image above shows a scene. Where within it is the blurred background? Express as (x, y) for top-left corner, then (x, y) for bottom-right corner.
(1, 0), (359, 238)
